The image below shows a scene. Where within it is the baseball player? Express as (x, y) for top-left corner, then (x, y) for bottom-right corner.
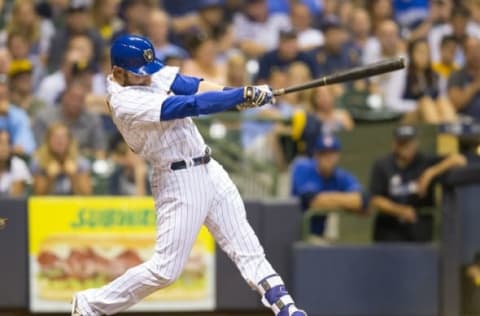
(71, 35), (307, 316)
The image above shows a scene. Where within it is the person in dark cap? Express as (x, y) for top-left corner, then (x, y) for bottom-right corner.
(369, 125), (466, 242)
(256, 28), (317, 82)
(291, 134), (368, 238)
(309, 17), (359, 76)
(47, 2), (104, 72)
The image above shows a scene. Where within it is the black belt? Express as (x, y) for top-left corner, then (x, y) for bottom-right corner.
(170, 153), (211, 170)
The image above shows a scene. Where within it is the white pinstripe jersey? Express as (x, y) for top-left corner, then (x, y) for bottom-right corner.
(107, 66), (207, 168)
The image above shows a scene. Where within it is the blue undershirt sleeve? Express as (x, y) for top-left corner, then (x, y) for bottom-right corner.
(170, 73), (203, 95)
(160, 87), (244, 120)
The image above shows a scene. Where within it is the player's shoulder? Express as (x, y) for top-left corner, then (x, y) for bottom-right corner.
(108, 86), (145, 107)
(152, 66), (180, 90)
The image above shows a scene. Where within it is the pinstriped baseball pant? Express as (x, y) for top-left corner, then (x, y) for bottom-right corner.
(76, 159), (277, 315)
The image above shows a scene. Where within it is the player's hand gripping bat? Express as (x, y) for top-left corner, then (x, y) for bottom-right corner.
(272, 57), (405, 96)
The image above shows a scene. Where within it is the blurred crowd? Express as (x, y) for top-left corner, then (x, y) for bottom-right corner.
(0, 0), (477, 240)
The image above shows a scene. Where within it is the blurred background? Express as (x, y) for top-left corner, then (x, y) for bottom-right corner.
(0, 0), (480, 315)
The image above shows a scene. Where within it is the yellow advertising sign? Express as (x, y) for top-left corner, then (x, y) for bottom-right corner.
(29, 197), (215, 312)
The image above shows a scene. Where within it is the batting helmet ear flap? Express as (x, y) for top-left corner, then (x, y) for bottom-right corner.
(110, 35), (164, 76)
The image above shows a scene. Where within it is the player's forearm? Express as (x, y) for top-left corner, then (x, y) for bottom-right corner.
(161, 88), (244, 120)
(310, 192), (363, 212)
(371, 196), (409, 217)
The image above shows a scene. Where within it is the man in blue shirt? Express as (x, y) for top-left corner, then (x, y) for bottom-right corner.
(0, 75), (35, 156)
(256, 29), (318, 82)
(309, 18), (360, 76)
(291, 135), (367, 236)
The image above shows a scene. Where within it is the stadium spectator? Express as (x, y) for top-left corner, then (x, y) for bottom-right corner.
(289, 2), (324, 51)
(0, 0), (55, 60)
(241, 69), (292, 162)
(317, 0), (340, 28)
(0, 48), (11, 74)
(36, 35), (106, 106)
(47, 3), (105, 72)
(164, 54), (185, 68)
(0, 129), (31, 197)
(337, 0), (355, 28)
(256, 29), (317, 83)
(402, 38), (456, 123)
(432, 35), (459, 96)
(31, 122), (92, 195)
(114, 0), (154, 38)
(311, 86), (354, 135)
(448, 36), (480, 121)
(428, 6), (480, 66)
(409, 0), (452, 40)
(311, 19), (359, 76)
(363, 20), (409, 113)
(284, 62), (314, 109)
(232, 0), (290, 58)
(33, 80), (107, 159)
(287, 83), (353, 161)
(291, 135), (367, 238)
(226, 51), (249, 87)
(470, 0), (480, 30)
(6, 32), (45, 88)
(8, 59), (46, 117)
(369, 125), (466, 242)
(162, 0), (196, 16)
(196, 0), (232, 53)
(35, 0), (70, 28)
(0, 75), (35, 156)
(91, 0), (123, 43)
(108, 133), (149, 196)
(182, 31), (227, 84)
(349, 8), (372, 58)
(367, 0), (393, 34)
(84, 49), (111, 116)
(7, 32), (30, 61)
(146, 10), (188, 63)
(267, 0), (322, 17)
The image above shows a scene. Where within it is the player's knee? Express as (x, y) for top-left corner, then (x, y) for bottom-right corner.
(147, 255), (183, 286)
(146, 267), (178, 288)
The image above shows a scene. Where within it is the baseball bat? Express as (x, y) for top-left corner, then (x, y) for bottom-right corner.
(272, 57), (405, 96)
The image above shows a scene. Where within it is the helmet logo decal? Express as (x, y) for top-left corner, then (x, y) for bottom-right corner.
(143, 49), (154, 62)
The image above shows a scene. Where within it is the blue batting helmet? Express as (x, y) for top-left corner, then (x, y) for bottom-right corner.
(110, 35), (163, 76)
